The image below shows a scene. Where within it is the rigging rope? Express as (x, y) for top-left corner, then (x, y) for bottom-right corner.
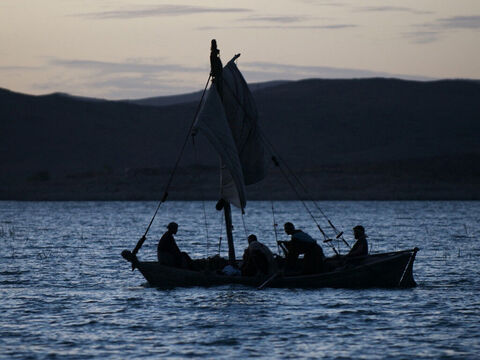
(241, 212), (248, 240)
(271, 200), (280, 255)
(268, 153), (328, 241)
(218, 211), (224, 255)
(218, 64), (344, 244)
(192, 136), (210, 258)
(203, 202), (210, 258)
(258, 128), (349, 247)
(131, 74), (212, 255)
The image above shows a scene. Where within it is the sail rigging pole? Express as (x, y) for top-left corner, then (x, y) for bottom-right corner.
(224, 202), (236, 264)
(215, 199), (235, 263)
(211, 39), (236, 265)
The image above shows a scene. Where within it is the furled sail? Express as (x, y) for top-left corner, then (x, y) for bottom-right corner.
(193, 84), (246, 209)
(222, 59), (266, 185)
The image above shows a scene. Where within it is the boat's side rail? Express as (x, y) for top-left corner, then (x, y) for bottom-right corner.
(361, 248), (419, 258)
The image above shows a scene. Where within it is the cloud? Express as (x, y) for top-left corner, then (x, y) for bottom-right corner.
(0, 65), (43, 71)
(233, 14), (357, 29)
(83, 61), (433, 98)
(31, 56), (433, 99)
(241, 61), (433, 81)
(403, 31), (441, 44)
(198, 24), (356, 30)
(33, 70), (200, 99)
(50, 58), (205, 74)
(76, 5), (250, 19)
(435, 15), (480, 29)
(405, 15), (480, 44)
(239, 15), (310, 24)
(86, 75), (195, 99)
(39, 57), (208, 99)
(355, 6), (432, 15)
(34, 78), (193, 100)
(301, 0), (349, 7)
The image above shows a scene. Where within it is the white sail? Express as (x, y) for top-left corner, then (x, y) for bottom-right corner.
(193, 84), (246, 209)
(223, 59), (266, 185)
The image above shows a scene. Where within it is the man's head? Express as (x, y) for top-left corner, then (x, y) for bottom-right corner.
(284, 222), (295, 235)
(353, 225), (365, 239)
(247, 234), (257, 244)
(167, 222), (178, 234)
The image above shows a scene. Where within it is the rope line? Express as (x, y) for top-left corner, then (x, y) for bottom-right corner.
(271, 200), (280, 255)
(132, 74), (211, 255)
(241, 212), (248, 240)
(218, 211), (224, 255)
(258, 128), (346, 242)
(269, 152), (328, 241)
(218, 60), (343, 242)
(192, 136), (211, 258)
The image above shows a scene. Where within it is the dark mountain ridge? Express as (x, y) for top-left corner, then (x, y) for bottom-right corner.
(1, 78), (479, 200)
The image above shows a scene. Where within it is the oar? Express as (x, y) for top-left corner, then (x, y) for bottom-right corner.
(257, 272), (279, 290)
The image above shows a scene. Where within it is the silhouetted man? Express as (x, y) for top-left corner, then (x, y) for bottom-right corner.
(241, 234), (277, 276)
(347, 225), (368, 257)
(157, 222), (192, 269)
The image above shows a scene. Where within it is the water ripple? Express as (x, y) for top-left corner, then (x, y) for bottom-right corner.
(1, 201), (480, 359)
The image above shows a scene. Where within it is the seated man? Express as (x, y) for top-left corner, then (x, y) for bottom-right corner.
(241, 234), (277, 276)
(347, 225), (368, 257)
(282, 222), (325, 274)
(157, 222), (192, 269)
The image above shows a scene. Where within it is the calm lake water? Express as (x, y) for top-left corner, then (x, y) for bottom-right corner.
(1, 200), (479, 359)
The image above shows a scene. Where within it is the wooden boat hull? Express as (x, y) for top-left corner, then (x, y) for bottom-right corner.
(123, 248), (418, 289)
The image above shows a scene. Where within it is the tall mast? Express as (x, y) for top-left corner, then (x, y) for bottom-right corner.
(223, 202), (236, 265)
(210, 39), (236, 265)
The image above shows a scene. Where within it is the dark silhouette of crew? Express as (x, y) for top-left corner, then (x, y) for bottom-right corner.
(241, 234), (276, 276)
(157, 222), (192, 269)
(282, 222), (325, 274)
(210, 39), (223, 99)
(347, 225), (369, 257)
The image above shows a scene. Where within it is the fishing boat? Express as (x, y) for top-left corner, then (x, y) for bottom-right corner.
(123, 248), (418, 289)
(121, 40), (419, 289)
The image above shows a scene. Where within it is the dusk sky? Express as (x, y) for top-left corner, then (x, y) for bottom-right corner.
(1, 0), (479, 99)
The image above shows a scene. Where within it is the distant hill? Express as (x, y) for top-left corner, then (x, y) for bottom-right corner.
(125, 90), (204, 107)
(0, 78), (479, 200)
(124, 80), (289, 107)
